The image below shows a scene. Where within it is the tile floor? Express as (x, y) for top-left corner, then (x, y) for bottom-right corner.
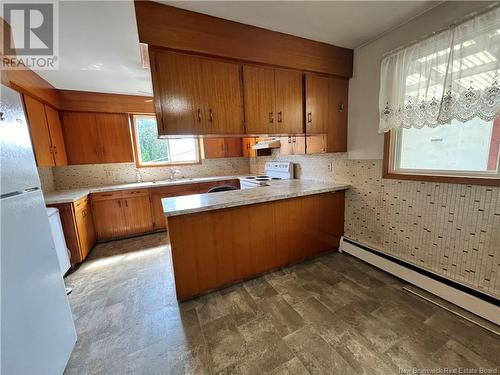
(64, 233), (499, 374)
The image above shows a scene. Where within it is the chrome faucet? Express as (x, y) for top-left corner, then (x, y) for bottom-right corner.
(169, 168), (181, 181)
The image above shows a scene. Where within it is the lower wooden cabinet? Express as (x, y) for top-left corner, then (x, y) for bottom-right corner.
(48, 196), (96, 264)
(91, 189), (153, 241)
(167, 191), (345, 300)
(279, 136), (305, 155)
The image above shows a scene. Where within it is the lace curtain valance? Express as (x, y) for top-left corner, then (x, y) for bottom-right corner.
(379, 6), (500, 133)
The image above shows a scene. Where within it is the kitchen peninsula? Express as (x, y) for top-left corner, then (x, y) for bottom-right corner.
(162, 180), (350, 300)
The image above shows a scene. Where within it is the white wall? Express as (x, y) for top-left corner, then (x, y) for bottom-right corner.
(347, 1), (494, 160)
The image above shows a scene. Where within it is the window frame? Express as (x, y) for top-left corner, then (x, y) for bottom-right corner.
(383, 130), (500, 187)
(131, 114), (201, 168)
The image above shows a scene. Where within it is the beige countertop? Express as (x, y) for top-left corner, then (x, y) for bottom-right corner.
(43, 175), (242, 205)
(162, 179), (350, 217)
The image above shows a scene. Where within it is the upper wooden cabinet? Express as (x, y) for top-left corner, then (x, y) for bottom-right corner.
(203, 138), (243, 159)
(243, 66), (303, 135)
(305, 74), (348, 152)
(150, 49), (244, 136)
(23, 95), (67, 167)
(61, 112), (133, 164)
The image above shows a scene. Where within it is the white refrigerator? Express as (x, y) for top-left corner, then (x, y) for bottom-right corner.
(1, 84), (76, 374)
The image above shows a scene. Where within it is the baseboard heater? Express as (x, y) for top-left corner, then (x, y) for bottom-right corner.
(339, 236), (500, 326)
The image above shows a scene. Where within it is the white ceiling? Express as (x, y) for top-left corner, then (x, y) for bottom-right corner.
(37, 1), (440, 96)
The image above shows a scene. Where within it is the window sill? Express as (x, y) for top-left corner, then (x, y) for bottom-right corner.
(136, 161), (202, 169)
(382, 171), (500, 187)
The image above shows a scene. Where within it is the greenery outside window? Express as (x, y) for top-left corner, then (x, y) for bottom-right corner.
(132, 115), (200, 167)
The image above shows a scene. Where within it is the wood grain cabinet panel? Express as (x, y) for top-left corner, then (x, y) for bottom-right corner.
(96, 113), (134, 163)
(203, 138), (242, 158)
(242, 137), (258, 157)
(91, 198), (127, 241)
(61, 112), (133, 164)
(44, 105), (68, 165)
(167, 192), (345, 300)
(47, 196), (96, 264)
(23, 95), (67, 166)
(151, 50), (243, 136)
(122, 195), (154, 235)
(306, 134), (327, 154)
(61, 112), (102, 164)
(91, 189), (154, 241)
(280, 136), (305, 155)
(305, 74), (330, 134)
(327, 77), (348, 152)
(305, 73), (348, 152)
(243, 65), (276, 134)
(24, 95), (53, 166)
(275, 69), (303, 134)
(201, 59), (244, 134)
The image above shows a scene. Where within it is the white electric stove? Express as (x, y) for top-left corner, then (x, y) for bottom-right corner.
(239, 162), (294, 189)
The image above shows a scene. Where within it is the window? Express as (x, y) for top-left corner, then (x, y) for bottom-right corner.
(132, 115), (200, 167)
(380, 6), (500, 185)
(389, 118), (500, 179)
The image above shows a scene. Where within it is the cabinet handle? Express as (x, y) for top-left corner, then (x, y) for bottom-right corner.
(53, 145), (58, 155)
(269, 112), (274, 123)
(307, 112), (312, 123)
(293, 137), (296, 143)
(288, 137), (292, 144)
(277, 111), (282, 123)
(197, 108), (201, 122)
(209, 108), (213, 122)
(118, 200), (121, 208)
(339, 104), (344, 112)
(125, 200), (128, 207)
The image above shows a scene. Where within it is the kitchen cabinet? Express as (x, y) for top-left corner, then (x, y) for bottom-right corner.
(203, 138), (242, 158)
(167, 191), (345, 300)
(23, 95), (67, 167)
(306, 134), (327, 154)
(47, 196), (95, 264)
(150, 49), (244, 136)
(279, 136), (305, 155)
(91, 189), (153, 241)
(243, 65), (303, 135)
(242, 137), (258, 157)
(62, 111), (133, 164)
(305, 73), (348, 152)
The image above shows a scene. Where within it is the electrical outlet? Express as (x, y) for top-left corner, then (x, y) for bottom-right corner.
(327, 163), (333, 172)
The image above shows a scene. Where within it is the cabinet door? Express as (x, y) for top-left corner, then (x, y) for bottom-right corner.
(91, 198), (127, 241)
(96, 113), (133, 163)
(328, 77), (348, 152)
(62, 112), (102, 164)
(122, 196), (154, 235)
(203, 138), (225, 158)
(44, 105), (68, 166)
(306, 135), (327, 154)
(292, 136), (306, 155)
(242, 137), (257, 157)
(23, 95), (54, 167)
(305, 74), (330, 134)
(202, 59), (244, 134)
(75, 202), (96, 260)
(152, 50), (204, 135)
(275, 69), (303, 134)
(224, 138), (243, 157)
(243, 65), (276, 134)
(279, 136), (294, 155)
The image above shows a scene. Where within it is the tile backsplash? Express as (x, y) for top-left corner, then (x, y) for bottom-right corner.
(250, 151), (500, 299)
(37, 167), (55, 192)
(52, 158), (250, 190)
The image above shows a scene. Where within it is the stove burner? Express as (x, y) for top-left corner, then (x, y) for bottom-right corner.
(256, 177), (270, 181)
(271, 177), (282, 180)
(256, 175), (269, 178)
(244, 176), (256, 179)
